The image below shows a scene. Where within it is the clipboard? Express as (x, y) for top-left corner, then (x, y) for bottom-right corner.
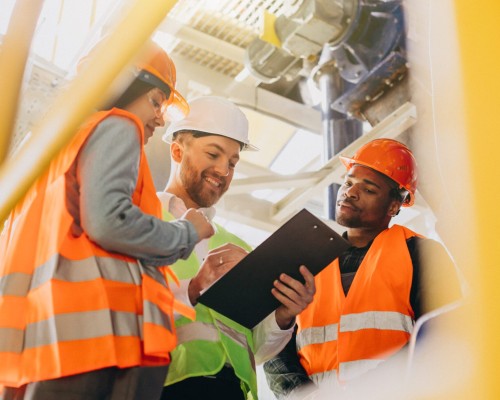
(198, 208), (350, 329)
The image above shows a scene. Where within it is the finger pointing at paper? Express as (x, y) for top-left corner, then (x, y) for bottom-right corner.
(273, 265), (316, 330)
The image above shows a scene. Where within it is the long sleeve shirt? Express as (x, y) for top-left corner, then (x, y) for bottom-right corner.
(157, 191), (294, 364)
(67, 115), (199, 266)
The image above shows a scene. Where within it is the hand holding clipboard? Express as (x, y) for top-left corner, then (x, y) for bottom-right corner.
(198, 209), (350, 329)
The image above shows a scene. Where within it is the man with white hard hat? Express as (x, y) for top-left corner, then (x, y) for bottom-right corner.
(157, 96), (316, 400)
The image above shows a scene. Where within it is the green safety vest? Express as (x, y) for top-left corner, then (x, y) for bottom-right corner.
(163, 210), (258, 400)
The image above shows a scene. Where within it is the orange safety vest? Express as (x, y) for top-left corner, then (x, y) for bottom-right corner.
(297, 225), (420, 383)
(0, 109), (176, 388)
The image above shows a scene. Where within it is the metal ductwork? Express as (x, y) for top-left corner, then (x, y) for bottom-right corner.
(244, 0), (408, 218)
(244, 0), (359, 83)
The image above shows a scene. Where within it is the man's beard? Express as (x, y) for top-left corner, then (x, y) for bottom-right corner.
(180, 158), (226, 208)
(335, 211), (362, 228)
(335, 198), (363, 228)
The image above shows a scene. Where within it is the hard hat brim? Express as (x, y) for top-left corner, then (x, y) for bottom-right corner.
(162, 130), (258, 151)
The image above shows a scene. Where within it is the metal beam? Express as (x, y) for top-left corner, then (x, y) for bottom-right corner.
(172, 47), (322, 134)
(227, 171), (319, 195)
(158, 17), (246, 63)
(216, 194), (280, 232)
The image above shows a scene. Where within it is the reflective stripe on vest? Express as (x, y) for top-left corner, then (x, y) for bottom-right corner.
(296, 313), (413, 353)
(340, 311), (413, 333)
(215, 320), (251, 349)
(339, 359), (384, 381)
(1, 254), (142, 297)
(0, 309), (141, 354)
(176, 321), (219, 343)
(296, 323), (338, 351)
(177, 320), (251, 350)
(309, 370), (337, 386)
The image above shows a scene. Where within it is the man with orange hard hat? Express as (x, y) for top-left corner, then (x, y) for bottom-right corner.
(264, 138), (462, 399)
(0, 41), (213, 399)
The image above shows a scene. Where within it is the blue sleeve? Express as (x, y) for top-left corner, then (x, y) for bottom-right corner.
(77, 115), (198, 266)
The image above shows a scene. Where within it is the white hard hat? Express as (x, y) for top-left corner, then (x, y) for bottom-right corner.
(162, 96), (258, 151)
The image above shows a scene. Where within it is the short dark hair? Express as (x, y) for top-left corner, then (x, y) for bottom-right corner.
(389, 187), (409, 203)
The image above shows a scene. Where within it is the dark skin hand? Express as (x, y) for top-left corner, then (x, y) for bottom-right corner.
(273, 265), (316, 329)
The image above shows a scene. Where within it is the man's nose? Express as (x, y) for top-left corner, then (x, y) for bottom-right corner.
(214, 161), (230, 177)
(344, 185), (359, 198)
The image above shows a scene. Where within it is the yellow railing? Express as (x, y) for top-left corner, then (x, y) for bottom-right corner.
(0, 0), (179, 224)
(454, 1), (500, 399)
(0, 0), (45, 163)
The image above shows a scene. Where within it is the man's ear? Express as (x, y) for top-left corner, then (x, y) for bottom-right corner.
(170, 141), (184, 163)
(388, 200), (402, 217)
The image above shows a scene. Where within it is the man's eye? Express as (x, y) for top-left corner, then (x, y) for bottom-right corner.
(207, 152), (217, 158)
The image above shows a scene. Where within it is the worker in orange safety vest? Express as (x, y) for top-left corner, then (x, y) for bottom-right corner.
(263, 138), (463, 399)
(0, 41), (214, 400)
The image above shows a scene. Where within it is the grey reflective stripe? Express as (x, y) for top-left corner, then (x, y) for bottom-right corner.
(176, 319), (255, 371)
(0, 272), (31, 296)
(0, 255), (163, 297)
(214, 320), (248, 349)
(23, 309), (141, 350)
(340, 311), (413, 333)
(143, 300), (171, 331)
(309, 369), (337, 386)
(296, 323), (338, 351)
(137, 261), (167, 287)
(175, 319), (250, 350)
(176, 321), (220, 344)
(214, 319), (255, 370)
(339, 359), (383, 381)
(0, 327), (24, 353)
(30, 254), (142, 291)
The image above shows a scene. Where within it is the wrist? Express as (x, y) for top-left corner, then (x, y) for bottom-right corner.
(188, 279), (201, 305)
(275, 308), (295, 330)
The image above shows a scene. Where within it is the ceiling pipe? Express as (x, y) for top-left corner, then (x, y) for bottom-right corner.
(315, 51), (363, 220)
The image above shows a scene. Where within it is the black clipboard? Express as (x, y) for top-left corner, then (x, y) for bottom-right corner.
(198, 208), (350, 329)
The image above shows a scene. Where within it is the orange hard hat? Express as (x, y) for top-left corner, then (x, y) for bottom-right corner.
(77, 39), (189, 120)
(135, 41), (189, 121)
(339, 138), (418, 206)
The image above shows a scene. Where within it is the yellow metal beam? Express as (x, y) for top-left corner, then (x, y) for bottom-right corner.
(0, 0), (45, 163)
(454, 0), (500, 398)
(0, 0), (179, 224)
